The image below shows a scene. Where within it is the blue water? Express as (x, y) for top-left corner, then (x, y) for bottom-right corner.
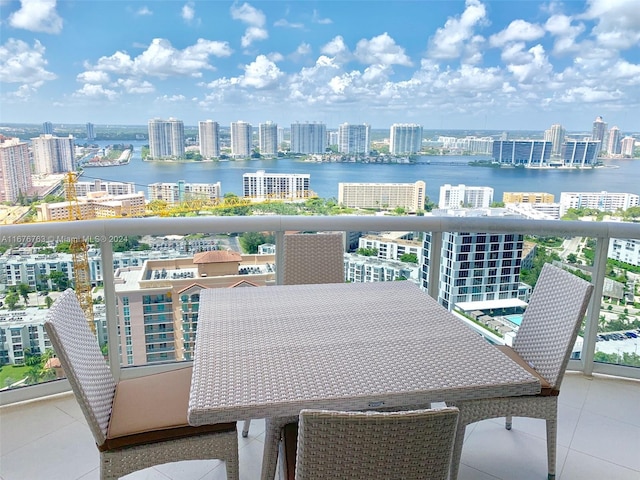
(81, 140), (640, 201)
(505, 314), (523, 326)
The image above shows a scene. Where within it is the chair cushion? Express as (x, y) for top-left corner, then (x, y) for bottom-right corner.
(496, 345), (558, 396)
(100, 366), (235, 451)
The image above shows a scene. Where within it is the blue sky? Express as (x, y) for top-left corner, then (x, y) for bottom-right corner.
(1, 0), (639, 131)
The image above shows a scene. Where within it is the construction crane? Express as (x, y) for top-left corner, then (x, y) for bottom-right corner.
(65, 172), (96, 334)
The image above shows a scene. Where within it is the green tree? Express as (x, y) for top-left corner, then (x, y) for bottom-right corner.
(400, 253), (418, 264)
(239, 232), (274, 254)
(44, 296), (54, 308)
(357, 247), (378, 257)
(5, 291), (20, 310)
(49, 271), (70, 291)
(566, 253), (578, 264)
(18, 283), (31, 305)
(423, 196), (437, 212)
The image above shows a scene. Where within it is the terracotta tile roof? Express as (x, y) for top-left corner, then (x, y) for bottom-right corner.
(193, 250), (242, 264)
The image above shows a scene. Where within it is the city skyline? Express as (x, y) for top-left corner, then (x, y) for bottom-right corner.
(1, 1), (639, 130)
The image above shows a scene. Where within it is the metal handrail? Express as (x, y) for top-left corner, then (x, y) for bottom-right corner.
(2, 215), (639, 404)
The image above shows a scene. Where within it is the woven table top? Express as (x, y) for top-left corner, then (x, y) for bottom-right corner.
(188, 281), (540, 426)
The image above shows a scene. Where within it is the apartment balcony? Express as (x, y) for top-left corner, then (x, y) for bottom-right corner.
(1, 373), (637, 479)
(1, 215), (639, 479)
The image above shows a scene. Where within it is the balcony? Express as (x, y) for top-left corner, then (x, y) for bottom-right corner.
(1, 215), (639, 478)
(1, 372), (638, 479)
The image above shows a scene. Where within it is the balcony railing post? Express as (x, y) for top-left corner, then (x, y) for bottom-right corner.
(99, 238), (121, 381)
(582, 236), (609, 377)
(427, 230), (442, 300)
(275, 230), (285, 285)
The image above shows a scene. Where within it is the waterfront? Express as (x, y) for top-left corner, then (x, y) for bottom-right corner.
(82, 141), (640, 202)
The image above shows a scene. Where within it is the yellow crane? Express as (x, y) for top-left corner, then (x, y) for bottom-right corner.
(64, 172), (96, 334)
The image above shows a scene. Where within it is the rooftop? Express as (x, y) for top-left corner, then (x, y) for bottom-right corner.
(1, 373), (638, 480)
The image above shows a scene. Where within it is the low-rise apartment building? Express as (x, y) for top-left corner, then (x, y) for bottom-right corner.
(338, 181), (426, 212)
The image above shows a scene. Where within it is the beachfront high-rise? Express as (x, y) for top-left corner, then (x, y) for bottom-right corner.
(337, 123), (371, 155)
(290, 122), (327, 154)
(421, 212), (525, 311)
(0, 137), (32, 203)
(148, 118), (185, 160)
(243, 170), (310, 201)
(198, 120), (220, 159)
(338, 181), (425, 213)
(561, 141), (600, 167)
(607, 126), (621, 155)
(621, 136), (635, 157)
(86, 122), (95, 141)
(544, 124), (565, 157)
(31, 134), (75, 174)
(231, 121), (252, 157)
(42, 121), (53, 134)
(389, 123), (423, 155)
(259, 121), (278, 156)
(492, 140), (552, 166)
(439, 184), (494, 209)
(591, 115), (607, 153)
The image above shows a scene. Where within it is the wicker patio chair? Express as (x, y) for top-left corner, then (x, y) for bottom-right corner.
(450, 263), (594, 480)
(293, 407), (459, 480)
(242, 232), (345, 438)
(44, 289), (239, 480)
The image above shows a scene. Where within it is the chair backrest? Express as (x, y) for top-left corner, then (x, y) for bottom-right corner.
(513, 263), (594, 390)
(44, 289), (116, 446)
(282, 233), (344, 285)
(295, 407), (459, 480)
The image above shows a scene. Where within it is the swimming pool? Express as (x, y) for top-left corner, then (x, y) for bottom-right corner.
(505, 314), (523, 326)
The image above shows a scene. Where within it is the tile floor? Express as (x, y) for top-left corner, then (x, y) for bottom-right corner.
(1, 372), (639, 480)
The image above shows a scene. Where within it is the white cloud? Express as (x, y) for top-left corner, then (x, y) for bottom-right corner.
(427, 0), (487, 59)
(582, 0), (640, 49)
(87, 38), (232, 79)
(545, 14), (585, 55)
(295, 43), (311, 56)
(560, 86), (622, 103)
(8, 0), (63, 34)
(0, 38), (56, 85)
(231, 2), (268, 47)
(115, 78), (155, 94)
(240, 55), (283, 89)
(136, 6), (152, 16)
(274, 19), (304, 29)
(489, 19), (546, 47)
(268, 52), (285, 62)
(156, 94), (186, 102)
(182, 2), (195, 22)
(241, 26), (269, 49)
(73, 84), (118, 100)
(312, 9), (332, 25)
(76, 70), (110, 84)
(354, 33), (412, 67)
(506, 44), (553, 84)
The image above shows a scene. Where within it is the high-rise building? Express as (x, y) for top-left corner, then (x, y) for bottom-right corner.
(42, 122), (53, 134)
(73, 179), (137, 197)
(561, 141), (600, 167)
(148, 181), (222, 204)
(148, 118), (185, 159)
(338, 181), (425, 212)
(290, 122), (327, 154)
(607, 126), (621, 155)
(492, 140), (552, 166)
(337, 123), (370, 155)
(591, 116), (607, 154)
(439, 184), (493, 209)
(389, 124), (423, 154)
(559, 192), (639, 216)
(621, 136), (635, 157)
(544, 124), (565, 157)
(277, 127), (286, 147)
(243, 170), (310, 201)
(421, 217), (524, 310)
(259, 121), (278, 156)
(86, 122), (95, 141)
(0, 137), (32, 203)
(198, 120), (220, 159)
(231, 121), (252, 157)
(31, 134), (75, 174)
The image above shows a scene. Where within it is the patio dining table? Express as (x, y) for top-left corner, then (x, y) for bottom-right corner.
(188, 281), (540, 476)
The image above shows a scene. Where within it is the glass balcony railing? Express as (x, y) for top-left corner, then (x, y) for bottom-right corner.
(1, 215), (639, 404)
